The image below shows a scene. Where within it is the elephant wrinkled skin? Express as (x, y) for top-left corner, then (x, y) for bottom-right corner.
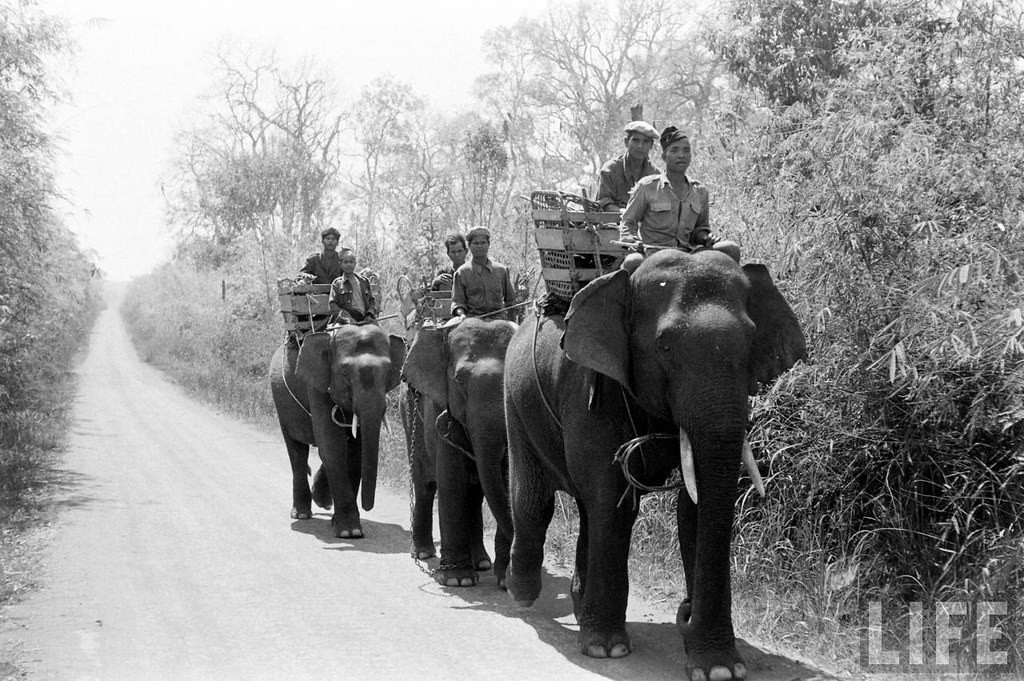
(269, 325), (405, 538)
(403, 317), (517, 588)
(503, 250), (805, 681)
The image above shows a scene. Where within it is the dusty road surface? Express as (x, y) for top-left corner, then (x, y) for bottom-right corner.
(0, 290), (833, 680)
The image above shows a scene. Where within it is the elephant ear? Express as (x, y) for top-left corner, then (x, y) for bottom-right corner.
(296, 332), (332, 394)
(386, 334), (407, 392)
(403, 327), (448, 407)
(743, 263), (807, 395)
(562, 268), (631, 389)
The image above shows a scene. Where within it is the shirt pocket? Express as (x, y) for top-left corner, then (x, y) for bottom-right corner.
(650, 200), (674, 213)
(687, 198), (703, 215)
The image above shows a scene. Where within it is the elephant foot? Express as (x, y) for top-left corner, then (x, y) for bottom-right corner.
(506, 570), (542, 607)
(337, 526), (364, 539)
(434, 564), (478, 588)
(331, 514), (364, 539)
(676, 598), (692, 628)
(679, 600), (746, 681)
(683, 650), (747, 681)
(291, 507), (312, 520)
(493, 561), (508, 590)
(474, 557), (492, 571)
(311, 469), (332, 510)
(579, 626), (632, 659)
(413, 544), (436, 560)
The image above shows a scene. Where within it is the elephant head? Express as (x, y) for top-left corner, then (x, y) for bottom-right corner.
(560, 249), (805, 677)
(296, 325), (405, 513)
(564, 249), (805, 471)
(405, 318), (517, 441)
(403, 317), (517, 586)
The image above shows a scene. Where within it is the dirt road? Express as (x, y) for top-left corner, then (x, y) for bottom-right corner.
(0, 290), (831, 680)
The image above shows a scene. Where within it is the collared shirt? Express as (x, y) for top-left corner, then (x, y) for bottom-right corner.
(451, 258), (514, 318)
(329, 272), (377, 322)
(299, 251), (343, 285)
(597, 153), (659, 210)
(619, 172), (711, 248)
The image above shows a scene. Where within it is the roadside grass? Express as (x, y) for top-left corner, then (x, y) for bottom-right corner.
(0, 308), (101, 641)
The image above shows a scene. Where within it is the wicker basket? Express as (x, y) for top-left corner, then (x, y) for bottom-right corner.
(276, 280), (333, 332)
(530, 190), (627, 300)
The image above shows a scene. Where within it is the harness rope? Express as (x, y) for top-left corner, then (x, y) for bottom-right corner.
(531, 309), (563, 430)
(280, 348), (311, 418)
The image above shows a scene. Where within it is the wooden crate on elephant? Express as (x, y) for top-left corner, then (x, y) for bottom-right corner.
(276, 280), (333, 332)
(530, 190), (628, 300)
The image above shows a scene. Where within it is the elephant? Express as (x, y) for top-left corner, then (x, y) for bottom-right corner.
(503, 249), (805, 681)
(403, 317), (517, 588)
(269, 324), (406, 538)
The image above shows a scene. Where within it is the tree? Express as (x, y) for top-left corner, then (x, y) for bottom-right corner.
(707, 0), (890, 108)
(478, 0), (711, 188)
(168, 47), (343, 252)
(345, 77), (424, 254)
(0, 0), (100, 415)
(165, 47), (345, 303)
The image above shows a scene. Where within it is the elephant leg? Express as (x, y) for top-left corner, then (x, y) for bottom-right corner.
(283, 434), (312, 520)
(570, 500), (588, 619)
(411, 476), (437, 560)
(407, 395), (437, 560)
(506, 419), (557, 606)
(434, 446), (478, 587)
(311, 464), (332, 511)
(492, 519), (512, 589)
(467, 482), (492, 572)
(676, 485), (745, 681)
(576, 488), (638, 659)
(311, 396), (363, 539)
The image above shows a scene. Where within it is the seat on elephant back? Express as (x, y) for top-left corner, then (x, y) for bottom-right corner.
(397, 273), (455, 342)
(277, 278), (333, 346)
(529, 190), (628, 314)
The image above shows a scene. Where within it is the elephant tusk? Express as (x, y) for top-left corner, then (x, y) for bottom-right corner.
(742, 437), (765, 497)
(351, 412), (359, 438)
(679, 428), (698, 505)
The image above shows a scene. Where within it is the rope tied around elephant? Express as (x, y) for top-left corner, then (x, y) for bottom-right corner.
(434, 409), (476, 462)
(613, 433), (685, 509)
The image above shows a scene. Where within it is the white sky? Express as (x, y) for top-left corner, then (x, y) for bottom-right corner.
(41, 0), (552, 280)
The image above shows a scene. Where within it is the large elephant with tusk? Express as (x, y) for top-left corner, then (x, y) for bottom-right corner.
(269, 324), (406, 538)
(504, 249), (805, 681)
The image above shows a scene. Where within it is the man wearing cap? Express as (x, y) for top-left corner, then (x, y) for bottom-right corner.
(299, 227), (344, 285)
(596, 121), (660, 212)
(451, 226), (515, 319)
(619, 126), (740, 267)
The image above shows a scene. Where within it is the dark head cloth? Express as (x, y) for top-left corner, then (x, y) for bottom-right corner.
(660, 126), (688, 150)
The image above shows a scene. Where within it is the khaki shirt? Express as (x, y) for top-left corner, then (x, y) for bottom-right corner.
(451, 258), (514, 317)
(619, 173), (711, 248)
(596, 153), (659, 210)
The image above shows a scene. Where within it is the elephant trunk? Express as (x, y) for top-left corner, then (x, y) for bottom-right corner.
(468, 424), (513, 539)
(359, 419), (381, 511)
(685, 429), (744, 640)
(352, 371), (387, 513)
